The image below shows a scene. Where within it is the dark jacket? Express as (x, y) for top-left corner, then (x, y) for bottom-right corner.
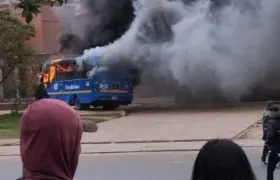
(267, 112), (280, 152)
(263, 105), (280, 141)
(35, 84), (49, 100)
(262, 111), (271, 141)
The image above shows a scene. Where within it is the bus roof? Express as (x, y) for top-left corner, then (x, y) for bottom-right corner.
(75, 55), (101, 67)
(47, 58), (76, 65)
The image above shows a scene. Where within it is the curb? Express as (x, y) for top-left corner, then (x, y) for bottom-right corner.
(126, 101), (267, 109)
(232, 119), (261, 140)
(0, 139), (220, 147)
(75, 109), (127, 117)
(0, 145), (263, 157)
(81, 145), (263, 154)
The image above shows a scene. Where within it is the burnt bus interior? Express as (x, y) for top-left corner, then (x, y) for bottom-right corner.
(40, 59), (88, 85)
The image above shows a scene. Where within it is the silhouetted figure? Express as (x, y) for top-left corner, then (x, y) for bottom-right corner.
(35, 83), (49, 100)
(191, 139), (256, 180)
(266, 111), (280, 180)
(262, 105), (279, 165)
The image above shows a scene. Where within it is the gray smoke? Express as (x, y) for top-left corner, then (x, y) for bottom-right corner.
(55, 0), (134, 52)
(58, 32), (85, 54)
(56, 0), (280, 102)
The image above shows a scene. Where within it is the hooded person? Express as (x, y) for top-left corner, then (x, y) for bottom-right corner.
(266, 110), (280, 180)
(261, 105), (279, 165)
(18, 99), (97, 180)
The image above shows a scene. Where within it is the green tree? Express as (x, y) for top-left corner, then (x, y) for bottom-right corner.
(17, 0), (68, 23)
(0, 10), (35, 83)
(0, 10), (35, 113)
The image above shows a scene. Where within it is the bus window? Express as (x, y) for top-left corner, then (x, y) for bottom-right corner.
(54, 63), (75, 81)
(74, 71), (88, 79)
(55, 72), (75, 81)
(41, 58), (81, 82)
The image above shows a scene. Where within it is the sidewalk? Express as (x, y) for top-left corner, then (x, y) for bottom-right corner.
(0, 140), (264, 156)
(81, 107), (263, 143)
(0, 100), (266, 156)
(0, 106), (263, 145)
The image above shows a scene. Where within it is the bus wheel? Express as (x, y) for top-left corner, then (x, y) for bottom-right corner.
(102, 104), (119, 110)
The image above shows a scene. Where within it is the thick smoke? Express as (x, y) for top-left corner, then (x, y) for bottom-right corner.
(56, 0), (134, 53)
(58, 32), (85, 54)
(56, 0), (280, 102)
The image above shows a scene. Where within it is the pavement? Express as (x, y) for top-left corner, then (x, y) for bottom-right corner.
(0, 148), (277, 180)
(81, 106), (263, 143)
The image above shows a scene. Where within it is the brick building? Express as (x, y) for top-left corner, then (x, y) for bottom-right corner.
(0, 0), (61, 98)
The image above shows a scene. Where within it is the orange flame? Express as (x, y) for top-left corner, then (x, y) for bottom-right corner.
(40, 58), (75, 86)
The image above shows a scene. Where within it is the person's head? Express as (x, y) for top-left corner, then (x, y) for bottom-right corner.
(39, 76), (44, 84)
(191, 139), (256, 180)
(20, 99), (83, 180)
(267, 105), (279, 112)
(267, 100), (275, 110)
(266, 105), (279, 118)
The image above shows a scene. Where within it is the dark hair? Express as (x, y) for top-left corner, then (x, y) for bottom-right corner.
(40, 76), (44, 84)
(267, 105), (279, 112)
(267, 100), (276, 110)
(191, 139), (256, 180)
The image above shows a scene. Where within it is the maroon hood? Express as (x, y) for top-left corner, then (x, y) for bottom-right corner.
(20, 99), (83, 180)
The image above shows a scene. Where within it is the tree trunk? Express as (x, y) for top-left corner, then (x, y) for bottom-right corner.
(13, 67), (20, 114)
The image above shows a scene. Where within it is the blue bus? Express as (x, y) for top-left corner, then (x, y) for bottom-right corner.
(40, 57), (135, 110)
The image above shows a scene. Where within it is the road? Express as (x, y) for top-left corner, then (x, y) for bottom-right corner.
(0, 147), (279, 180)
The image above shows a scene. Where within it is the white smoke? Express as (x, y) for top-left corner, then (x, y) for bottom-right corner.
(77, 0), (280, 101)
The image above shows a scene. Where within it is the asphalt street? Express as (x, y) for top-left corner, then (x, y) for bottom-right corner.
(0, 147), (278, 180)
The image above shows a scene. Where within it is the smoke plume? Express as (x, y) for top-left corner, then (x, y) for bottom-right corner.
(55, 0), (280, 102)
(55, 0), (134, 52)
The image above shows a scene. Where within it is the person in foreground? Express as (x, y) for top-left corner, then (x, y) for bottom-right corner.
(261, 104), (279, 165)
(266, 111), (280, 180)
(191, 139), (256, 180)
(18, 99), (86, 180)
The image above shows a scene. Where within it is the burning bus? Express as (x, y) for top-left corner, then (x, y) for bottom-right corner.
(40, 56), (135, 110)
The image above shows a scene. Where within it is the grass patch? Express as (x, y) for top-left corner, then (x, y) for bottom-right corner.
(0, 112), (123, 139)
(0, 113), (21, 139)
